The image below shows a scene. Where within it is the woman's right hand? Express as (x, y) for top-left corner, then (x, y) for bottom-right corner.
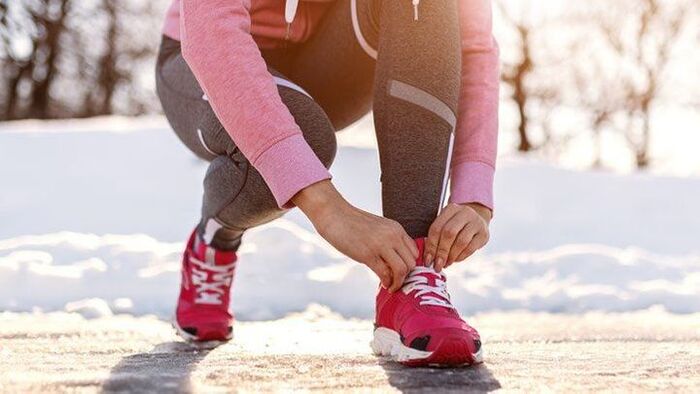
(292, 180), (419, 292)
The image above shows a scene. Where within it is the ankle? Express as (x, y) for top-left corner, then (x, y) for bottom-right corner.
(197, 219), (243, 252)
(209, 235), (241, 251)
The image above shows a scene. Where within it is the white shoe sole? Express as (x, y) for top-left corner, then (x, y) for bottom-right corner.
(370, 327), (434, 362)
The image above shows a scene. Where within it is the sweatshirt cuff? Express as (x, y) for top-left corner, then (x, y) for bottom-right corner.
(448, 161), (495, 211)
(253, 134), (332, 208)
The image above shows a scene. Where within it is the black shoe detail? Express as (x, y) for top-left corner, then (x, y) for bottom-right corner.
(409, 335), (431, 351)
(473, 339), (482, 352)
(183, 327), (197, 336)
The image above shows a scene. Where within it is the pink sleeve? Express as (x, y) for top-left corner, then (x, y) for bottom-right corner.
(180, 0), (331, 208)
(449, 0), (500, 210)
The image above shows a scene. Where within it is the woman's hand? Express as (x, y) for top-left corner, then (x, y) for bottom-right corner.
(424, 202), (491, 272)
(293, 180), (419, 292)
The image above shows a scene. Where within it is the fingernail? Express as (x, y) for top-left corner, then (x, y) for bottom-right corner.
(435, 257), (443, 268)
(425, 254), (433, 264)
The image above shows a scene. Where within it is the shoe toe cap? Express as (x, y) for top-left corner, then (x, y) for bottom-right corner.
(175, 319), (233, 342)
(406, 326), (481, 355)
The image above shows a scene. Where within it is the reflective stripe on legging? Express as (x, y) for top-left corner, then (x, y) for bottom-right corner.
(273, 76), (313, 99)
(387, 79), (457, 213)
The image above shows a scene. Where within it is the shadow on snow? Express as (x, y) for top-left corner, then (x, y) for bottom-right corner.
(102, 342), (209, 393)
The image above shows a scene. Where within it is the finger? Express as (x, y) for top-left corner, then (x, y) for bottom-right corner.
(370, 257), (393, 288)
(425, 204), (460, 264)
(395, 242), (417, 274)
(434, 210), (471, 271)
(391, 224), (416, 269)
(455, 230), (489, 262)
(402, 233), (420, 260)
(383, 249), (409, 293)
(446, 222), (479, 267)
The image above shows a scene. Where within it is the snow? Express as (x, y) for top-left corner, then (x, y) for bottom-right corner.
(0, 117), (699, 319)
(64, 298), (114, 319)
(2, 307), (699, 392)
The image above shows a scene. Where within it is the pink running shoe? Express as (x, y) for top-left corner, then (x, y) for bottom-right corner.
(371, 238), (483, 367)
(173, 230), (237, 345)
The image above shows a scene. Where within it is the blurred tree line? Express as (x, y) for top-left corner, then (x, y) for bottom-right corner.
(1, 0), (698, 169)
(496, 0), (699, 168)
(0, 0), (166, 120)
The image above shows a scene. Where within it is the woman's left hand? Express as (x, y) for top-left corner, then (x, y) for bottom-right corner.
(424, 203), (492, 272)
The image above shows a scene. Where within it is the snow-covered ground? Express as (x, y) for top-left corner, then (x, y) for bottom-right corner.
(1, 117), (699, 319)
(2, 307), (699, 392)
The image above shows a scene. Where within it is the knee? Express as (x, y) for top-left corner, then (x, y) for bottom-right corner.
(202, 155), (247, 219)
(292, 99), (338, 169)
(278, 83), (338, 168)
(304, 121), (337, 169)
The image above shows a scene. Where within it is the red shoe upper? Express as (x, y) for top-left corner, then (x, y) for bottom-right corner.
(175, 230), (237, 341)
(375, 238), (480, 354)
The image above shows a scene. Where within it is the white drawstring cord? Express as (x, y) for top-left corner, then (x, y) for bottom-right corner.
(286, 0), (419, 41)
(285, 0), (299, 40)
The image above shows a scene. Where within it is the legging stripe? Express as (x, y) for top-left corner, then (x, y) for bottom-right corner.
(388, 79), (457, 211)
(197, 128), (218, 156)
(387, 80), (457, 128)
(439, 133), (455, 212)
(273, 76), (313, 99)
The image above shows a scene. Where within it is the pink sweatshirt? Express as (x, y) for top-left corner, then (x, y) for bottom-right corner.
(163, 0), (499, 210)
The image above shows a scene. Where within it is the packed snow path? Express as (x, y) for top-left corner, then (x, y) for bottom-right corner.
(1, 308), (699, 393)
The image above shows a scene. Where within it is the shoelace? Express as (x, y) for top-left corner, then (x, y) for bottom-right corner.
(401, 266), (455, 309)
(189, 255), (236, 305)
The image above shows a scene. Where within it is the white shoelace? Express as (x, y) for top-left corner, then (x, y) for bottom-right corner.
(189, 255), (236, 305)
(401, 266), (455, 309)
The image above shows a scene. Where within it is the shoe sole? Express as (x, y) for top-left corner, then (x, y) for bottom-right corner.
(370, 327), (483, 367)
(172, 317), (233, 349)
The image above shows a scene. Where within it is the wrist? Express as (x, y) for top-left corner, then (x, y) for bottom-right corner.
(464, 202), (492, 223)
(292, 180), (346, 224)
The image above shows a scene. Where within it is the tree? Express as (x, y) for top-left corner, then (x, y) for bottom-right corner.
(0, 0), (167, 120)
(569, 0), (699, 168)
(494, 0), (565, 154)
(496, 0), (535, 152)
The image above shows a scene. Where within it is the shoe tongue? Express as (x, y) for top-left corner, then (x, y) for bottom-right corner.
(413, 238), (430, 268)
(194, 235), (237, 266)
(411, 238), (440, 286)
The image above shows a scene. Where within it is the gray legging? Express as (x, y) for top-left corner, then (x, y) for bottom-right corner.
(156, 0), (461, 250)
